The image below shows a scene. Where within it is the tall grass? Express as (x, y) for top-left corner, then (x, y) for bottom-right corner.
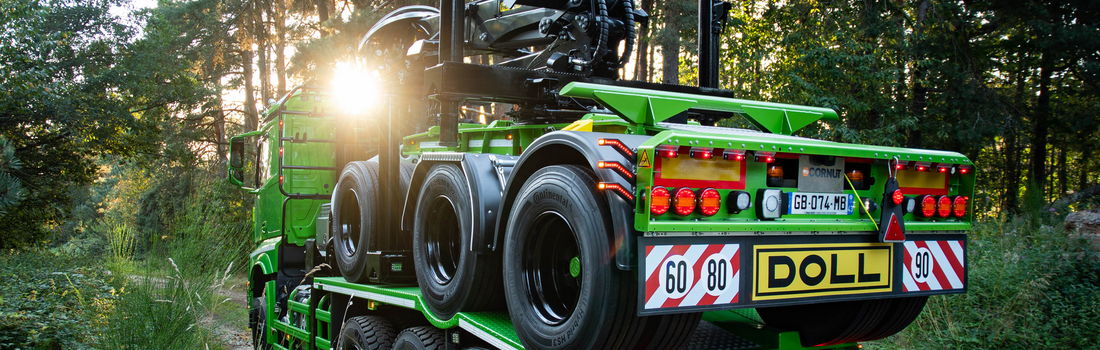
(867, 217), (1100, 349)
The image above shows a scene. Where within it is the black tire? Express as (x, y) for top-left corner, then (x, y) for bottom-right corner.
(859, 296), (928, 341)
(338, 316), (397, 350)
(502, 165), (648, 350)
(412, 164), (502, 320)
(331, 160), (413, 283)
(758, 296), (923, 346)
(391, 326), (445, 350)
(636, 313), (702, 350)
(251, 296), (271, 350)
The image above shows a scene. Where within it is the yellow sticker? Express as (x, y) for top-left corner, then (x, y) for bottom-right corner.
(752, 243), (892, 300)
(659, 157), (740, 182)
(638, 150), (652, 168)
(897, 169), (947, 190)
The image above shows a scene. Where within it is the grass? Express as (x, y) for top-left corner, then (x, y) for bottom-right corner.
(866, 218), (1100, 349)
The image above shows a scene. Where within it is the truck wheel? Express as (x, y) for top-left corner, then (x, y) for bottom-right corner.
(635, 313), (702, 350)
(859, 296), (927, 341)
(412, 164), (501, 320)
(502, 165), (646, 349)
(758, 296), (924, 346)
(331, 160), (413, 283)
(338, 316), (397, 350)
(391, 326), (444, 350)
(251, 296), (271, 350)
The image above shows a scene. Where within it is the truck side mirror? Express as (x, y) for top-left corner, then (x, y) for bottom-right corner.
(230, 139), (245, 168)
(229, 138), (246, 185)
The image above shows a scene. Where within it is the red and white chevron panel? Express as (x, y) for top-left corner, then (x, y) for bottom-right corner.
(902, 240), (966, 292)
(644, 244), (740, 310)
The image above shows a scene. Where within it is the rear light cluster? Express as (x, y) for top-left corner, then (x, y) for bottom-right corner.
(895, 162), (973, 175)
(913, 194), (968, 218)
(650, 186), (751, 216)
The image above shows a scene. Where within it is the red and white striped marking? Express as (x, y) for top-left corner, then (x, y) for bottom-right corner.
(644, 244), (740, 310)
(902, 240), (965, 292)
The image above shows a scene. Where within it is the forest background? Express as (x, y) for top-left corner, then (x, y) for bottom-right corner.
(0, 0), (1097, 349)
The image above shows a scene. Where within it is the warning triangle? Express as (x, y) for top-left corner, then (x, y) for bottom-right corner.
(638, 151), (652, 168)
(882, 213), (905, 242)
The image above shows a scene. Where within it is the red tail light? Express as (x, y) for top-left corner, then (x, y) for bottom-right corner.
(936, 195), (951, 217)
(755, 151), (776, 163)
(698, 188), (721, 216)
(957, 165), (973, 175)
(650, 187), (671, 215)
(895, 163), (907, 170)
(673, 187), (696, 216)
(892, 189), (904, 205)
(936, 165), (950, 173)
(919, 195), (936, 217)
(953, 196), (968, 217)
(722, 149), (745, 161)
(657, 145), (679, 158)
(690, 147), (713, 160)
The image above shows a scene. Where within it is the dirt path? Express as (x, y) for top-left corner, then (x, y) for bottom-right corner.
(209, 276), (251, 350)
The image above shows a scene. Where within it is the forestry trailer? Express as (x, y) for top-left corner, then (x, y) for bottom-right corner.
(228, 0), (973, 349)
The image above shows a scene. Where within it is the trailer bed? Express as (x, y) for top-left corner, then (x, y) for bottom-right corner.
(305, 277), (858, 350)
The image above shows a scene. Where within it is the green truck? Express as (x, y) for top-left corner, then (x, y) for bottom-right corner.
(228, 1), (973, 349)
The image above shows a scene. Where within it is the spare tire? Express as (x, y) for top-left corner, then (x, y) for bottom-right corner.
(757, 296), (926, 346)
(412, 164), (502, 320)
(331, 159), (413, 283)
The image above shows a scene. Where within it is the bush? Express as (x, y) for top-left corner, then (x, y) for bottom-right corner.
(867, 218), (1100, 349)
(0, 251), (116, 349)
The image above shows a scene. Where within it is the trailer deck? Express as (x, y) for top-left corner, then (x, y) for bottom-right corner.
(265, 277), (860, 350)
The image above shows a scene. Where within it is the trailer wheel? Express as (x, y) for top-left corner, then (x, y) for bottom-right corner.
(331, 160), (413, 283)
(338, 316), (397, 350)
(635, 313), (702, 350)
(391, 326), (445, 350)
(502, 165), (646, 349)
(250, 296), (271, 350)
(859, 296), (928, 341)
(412, 164), (501, 320)
(758, 296), (924, 346)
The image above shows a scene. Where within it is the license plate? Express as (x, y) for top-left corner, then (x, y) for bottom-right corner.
(787, 192), (854, 215)
(753, 243), (893, 300)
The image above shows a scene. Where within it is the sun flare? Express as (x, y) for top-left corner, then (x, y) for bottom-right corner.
(330, 61), (381, 116)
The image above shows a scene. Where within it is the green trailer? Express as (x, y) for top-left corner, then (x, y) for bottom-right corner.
(228, 1), (973, 349)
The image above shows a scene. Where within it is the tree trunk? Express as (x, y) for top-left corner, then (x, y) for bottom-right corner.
(255, 0), (272, 104)
(214, 77), (227, 163)
(634, 0), (652, 81)
(276, 0), (287, 96)
(660, 21), (679, 84)
(316, 0), (331, 35)
(1028, 52), (1053, 200)
(242, 48), (259, 132)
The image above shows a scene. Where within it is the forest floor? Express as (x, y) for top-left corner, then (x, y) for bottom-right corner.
(208, 274), (251, 350)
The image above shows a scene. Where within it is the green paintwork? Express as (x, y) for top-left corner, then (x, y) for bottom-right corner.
(232, 82), (973, 350)
(559, 82), (840, 135)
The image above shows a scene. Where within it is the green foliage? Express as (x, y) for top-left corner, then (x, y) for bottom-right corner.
(0, 137), (25, 216)
(0, 251), (117, 349)
(868, 219), (1100, 349)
